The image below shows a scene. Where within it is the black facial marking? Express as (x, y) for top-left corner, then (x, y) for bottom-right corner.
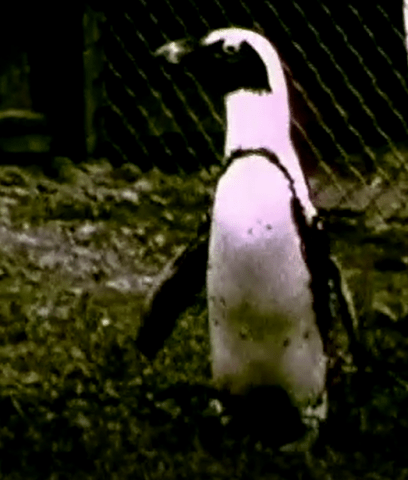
(182, 39), (272, 94)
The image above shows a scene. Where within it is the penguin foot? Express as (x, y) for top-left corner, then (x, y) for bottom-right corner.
(280, 391), (328, 453)
(278, 425), (319, 453)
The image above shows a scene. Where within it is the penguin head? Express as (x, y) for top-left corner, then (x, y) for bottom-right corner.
(155, 28), (286, 95)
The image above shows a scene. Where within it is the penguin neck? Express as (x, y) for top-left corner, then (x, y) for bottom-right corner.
(224, 88), (291, 158)
(224, 88), (317, 224)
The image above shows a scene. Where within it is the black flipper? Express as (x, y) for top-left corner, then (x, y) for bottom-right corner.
(136, 221), (210, 359)
(291, 194), (359, 385)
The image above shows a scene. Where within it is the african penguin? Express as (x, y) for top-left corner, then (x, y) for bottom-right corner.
(138, 27), (357, 449)
(155, 27), (317, 225)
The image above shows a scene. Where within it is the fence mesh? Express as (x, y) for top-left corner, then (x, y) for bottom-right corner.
(88, 1), (408, 224)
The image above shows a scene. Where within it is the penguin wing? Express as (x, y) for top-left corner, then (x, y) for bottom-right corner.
(136, 227), (210, 359)
(294, 199), (358, 366)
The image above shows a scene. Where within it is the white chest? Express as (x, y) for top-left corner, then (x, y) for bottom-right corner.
(207, 156), (326, 407)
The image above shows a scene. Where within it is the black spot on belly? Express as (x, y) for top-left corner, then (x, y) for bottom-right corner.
(283, 338), (290, 347)
(265, 224), (272, 230)
(247, 228), (253, 235)
(303, 330), (310, 340)
(220, 297), (226, 307)
(239, 326), (250, 340)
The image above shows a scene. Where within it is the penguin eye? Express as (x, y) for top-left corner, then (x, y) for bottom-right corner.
(223, 43), (239, 55)
(210, 40), (241, 61)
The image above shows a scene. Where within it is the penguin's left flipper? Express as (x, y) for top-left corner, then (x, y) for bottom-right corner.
(136, 227), (210, 359)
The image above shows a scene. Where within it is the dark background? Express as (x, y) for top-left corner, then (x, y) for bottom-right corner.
(0, 2), (407, 173)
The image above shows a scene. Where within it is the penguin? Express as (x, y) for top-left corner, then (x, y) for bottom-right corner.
(137, 28), (358, 449)
(154, 29), (317, 225)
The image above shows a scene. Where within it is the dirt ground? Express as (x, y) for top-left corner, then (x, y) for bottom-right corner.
(0, 156), (408, 479)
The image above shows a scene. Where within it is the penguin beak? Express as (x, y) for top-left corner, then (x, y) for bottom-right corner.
(154, 38), (197, 64)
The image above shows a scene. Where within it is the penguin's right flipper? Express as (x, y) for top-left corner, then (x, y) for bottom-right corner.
(136, 228), (210, 359)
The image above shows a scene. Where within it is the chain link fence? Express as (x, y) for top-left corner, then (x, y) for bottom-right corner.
(85, 1), (408, 225)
